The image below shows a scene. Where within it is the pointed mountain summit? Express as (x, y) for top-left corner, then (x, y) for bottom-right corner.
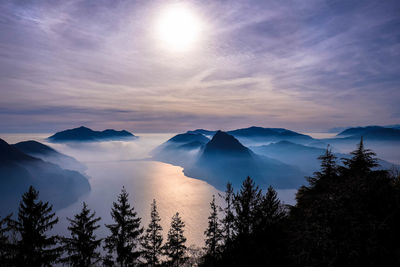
(0, 138), (35, 162)
(185, 131), (305, 190)
(202, 130), (251, 158)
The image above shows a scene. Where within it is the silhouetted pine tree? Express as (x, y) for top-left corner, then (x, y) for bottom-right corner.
(0, 214), (12, 264)
(104, 187), (143, 266)
(334, 138), (398, 266)
(341, 137), (378, 175)
(253, 186), (289, 266)
(62, 202), (102, 266)
(202, 195), (222, 265)
(233, 176), (262, 237)
(9, 186), (60, 266)
(164, 212), (187, 267)
(141, 199), (163, 267)
(291, 139), (400, 267)
(215, 177), (263, 266)
(219, 182), (235, 245)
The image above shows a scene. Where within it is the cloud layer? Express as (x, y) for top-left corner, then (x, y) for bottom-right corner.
(0, 0), (399, 133)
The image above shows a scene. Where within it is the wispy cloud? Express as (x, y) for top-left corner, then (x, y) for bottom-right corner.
(0, 0), (399, 132)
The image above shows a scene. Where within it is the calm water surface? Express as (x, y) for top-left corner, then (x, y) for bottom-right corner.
(2, 133), (298, 247)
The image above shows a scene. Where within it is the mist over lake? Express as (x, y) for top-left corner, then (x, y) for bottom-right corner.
(2, 131), (399, 249)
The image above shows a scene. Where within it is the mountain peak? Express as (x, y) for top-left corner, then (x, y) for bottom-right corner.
(203, 131), (250, 156)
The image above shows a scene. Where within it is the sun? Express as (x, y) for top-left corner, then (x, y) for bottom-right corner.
(155, 4), (202, 52)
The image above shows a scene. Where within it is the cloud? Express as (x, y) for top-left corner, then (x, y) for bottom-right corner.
(0, 0), (399, 132)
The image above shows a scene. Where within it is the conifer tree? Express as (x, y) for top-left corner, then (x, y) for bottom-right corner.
(234, 176), (262, 236)
(257, 186), (286, 230)
(219, 182), (235, 245)
(203, 195), (222, 263)
(62, 202), (102, 266)
(10, 186), (60, 266)
(164, 212), (187, 267)
(141, 199), (163, 267)
(0, 214), (12, 264)
(104, 187), (143, 267)
(342, 137), (378, 175)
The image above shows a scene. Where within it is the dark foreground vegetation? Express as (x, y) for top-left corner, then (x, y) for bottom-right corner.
(0, 139), (400, 266)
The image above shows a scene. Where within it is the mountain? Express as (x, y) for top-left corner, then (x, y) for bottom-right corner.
(186, 129), (217, 136)
(13, 140), (86, 172)
(202, 130), (251, 157)
(0, 138), (90, 215)
(48, 126), (136, 142)
(151, 133), (209, 167)
(251, 141), (328, 174)
(184, 126), (314, 145)
(251, 140), (397, 175)
(168, 132), (209, 144)
(337, 126), (400, 140)
(226, 126), (313, 144)
(184, 131), (305, 190)
(386, 124), (400, 130)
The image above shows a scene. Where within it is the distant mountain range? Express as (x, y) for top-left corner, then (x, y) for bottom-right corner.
(336, 126), (400, 140)
(328, 124), (400, 133)
(251, 140), (396, 174)
(13, 140), (86, 172)
(48, 126), (136, 142)
(152, 125), (400, 190)
(0, 138), (90, 215)
(153, 130), (305, 190)
(188, 126), (314, 145)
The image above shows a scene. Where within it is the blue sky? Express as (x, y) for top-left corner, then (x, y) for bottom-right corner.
(0, 0), (399, 133)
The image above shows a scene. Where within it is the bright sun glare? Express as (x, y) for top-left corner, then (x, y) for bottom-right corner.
(156, 4), (202, 52)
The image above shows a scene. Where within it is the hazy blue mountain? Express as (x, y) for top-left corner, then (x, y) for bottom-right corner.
(202, 130), (251, 156)
(0, 138), (90, 215)
(250, 141), (325, 174)
(226, 126), (313, 144)
(168, 132), (209, 143)
(184, 131), (305, 190)
(186, 129), (217, 136)
(13, 140), (86, 172)
(336, 126), (400, 140)
(48, 126), (136, 142)
(251, 140), (397, 175)
(151, 133), (209, 167)
(185, 126), (314, 145)
(386, 124), (400, 130)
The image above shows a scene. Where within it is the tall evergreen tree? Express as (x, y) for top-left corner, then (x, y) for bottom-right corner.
(0, 214), (12, 264)
(62, 202), (102, 266)
(233, 176), (262, 236)
(164, 212), (187, 267)
(203, 195), (222, 265)
(219, 182), (235, 245)
(256, 186), (286, 231)
(10, 186), (60, 266)
(141, 199), (163, 267)
(342, 137), (378, 175)
(253, 186), (289, 266)
(104, 187), (143, 267)
(291, 139), (400, 267)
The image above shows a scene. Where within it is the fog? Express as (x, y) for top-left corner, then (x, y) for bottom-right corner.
(2, 132), (397, 247)
(0, 133), (295, 247)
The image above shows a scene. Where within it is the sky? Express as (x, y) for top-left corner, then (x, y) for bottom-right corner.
(0, 0), (399, 133)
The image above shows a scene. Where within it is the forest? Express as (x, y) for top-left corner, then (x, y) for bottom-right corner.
(1, 138), (400, 267)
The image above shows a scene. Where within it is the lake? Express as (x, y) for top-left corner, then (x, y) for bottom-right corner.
(1, 133), (297, 247)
